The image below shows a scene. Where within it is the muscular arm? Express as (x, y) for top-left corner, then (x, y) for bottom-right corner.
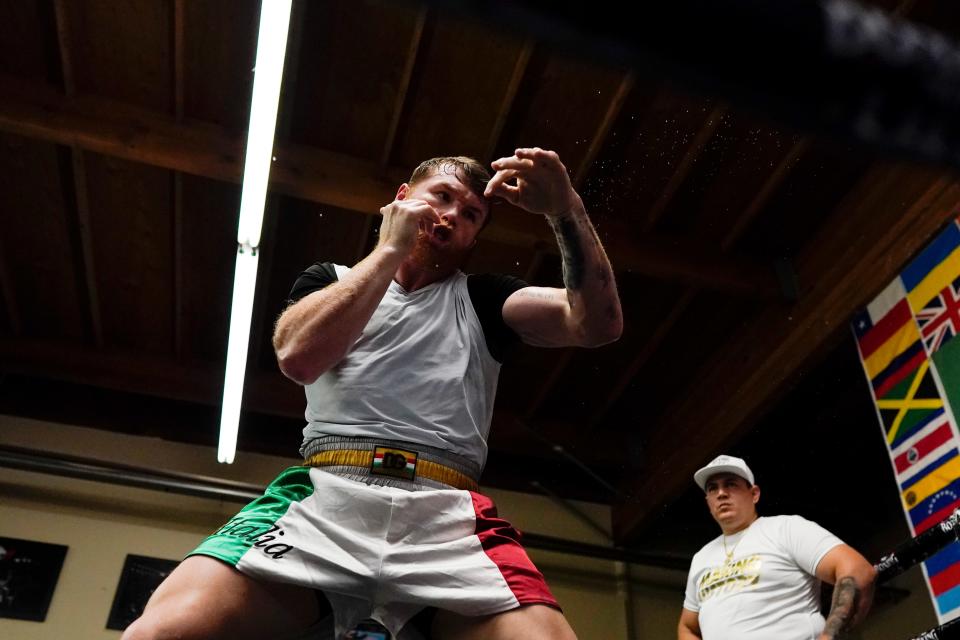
(488, 148), (623, 348)
(273, 246), (405, 385)
(273, 196), (439, 385)
(815, 545), (877, 639)
(677, 608), (702, 640)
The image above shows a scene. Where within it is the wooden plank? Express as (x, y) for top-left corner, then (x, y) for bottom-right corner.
(0, 239), (21, 336)
(65, 150), (104, 347)
(0, 74), (780, 296)
(182, 0), (259, 130)
(0, 0), (50, 80)
(721, 138), (809, 250)
(573, 71), (634, 188)
(177, 174), (237, 363)
(524, 70), (635, 419)
(289, 0), (425, 160)
(84, 153), (173, 353)
(394, 15), (531, 167)
(0, 337), (300, 418)
(63, 0), (172, 110)
(590, 288), (698, 427)
(498, 52), (629, 178)
(54, 0), (103, 347)
(612, 166), (960, 542)
(172, 1), (185, 357)
(643, 104), (726, 232)
(484, 40), (534, 162)
(380, 6), (428, 168)
(0, 134), (86, 340)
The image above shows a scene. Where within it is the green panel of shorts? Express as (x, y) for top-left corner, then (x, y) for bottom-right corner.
(187, 466), (314, 565)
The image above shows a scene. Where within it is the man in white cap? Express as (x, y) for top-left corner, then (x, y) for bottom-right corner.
(677, 455), (877, 640)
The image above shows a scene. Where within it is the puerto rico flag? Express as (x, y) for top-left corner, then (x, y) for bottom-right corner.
(853, 217), (960, 624)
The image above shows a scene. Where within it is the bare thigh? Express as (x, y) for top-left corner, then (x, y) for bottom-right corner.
(431, 604), (578, 640)
(121, 555), (324, 640)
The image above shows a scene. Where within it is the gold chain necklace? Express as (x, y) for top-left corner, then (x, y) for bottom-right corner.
(722, 530), (746, 563)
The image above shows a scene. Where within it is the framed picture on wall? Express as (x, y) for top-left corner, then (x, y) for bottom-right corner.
(106, 554), (179, 631)
(0, 536), (68, 622)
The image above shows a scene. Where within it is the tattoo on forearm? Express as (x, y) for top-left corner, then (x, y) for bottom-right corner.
(549, 215), (587, 290)
(822, 577), (860, 638)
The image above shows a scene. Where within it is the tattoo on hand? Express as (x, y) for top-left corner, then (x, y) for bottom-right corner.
(549, 215), (586, 290)
(822, 577), (860, 638)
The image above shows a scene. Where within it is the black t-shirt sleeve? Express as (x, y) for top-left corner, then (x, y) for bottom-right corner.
(467, 273), (529, 363)
(287, 262), (339, 305)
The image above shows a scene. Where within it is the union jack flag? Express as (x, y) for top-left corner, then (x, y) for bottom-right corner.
(916, 276), (960, 355)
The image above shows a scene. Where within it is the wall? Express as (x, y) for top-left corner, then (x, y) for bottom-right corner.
(2, 415), (941, 639)
(0, 415), (630, 639)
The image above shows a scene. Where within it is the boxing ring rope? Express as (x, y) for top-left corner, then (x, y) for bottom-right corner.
(4, 443), (958, 635)
(908, 619), (960, 640)
(873, 508), (960, 639)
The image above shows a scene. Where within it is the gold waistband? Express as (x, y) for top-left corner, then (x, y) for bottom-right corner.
(303, 448), (479, 492)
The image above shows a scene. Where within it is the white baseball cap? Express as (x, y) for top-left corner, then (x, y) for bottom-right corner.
(693, 455), (754, 491)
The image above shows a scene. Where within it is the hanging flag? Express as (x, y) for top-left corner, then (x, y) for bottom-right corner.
(893, 416), (955, 485)
(916, 276), (960, 355)
(853, 217), (960, 625)
(877, 360), (945, 448)
(902, 223), (960, 313)
(927, 543), (960, 620)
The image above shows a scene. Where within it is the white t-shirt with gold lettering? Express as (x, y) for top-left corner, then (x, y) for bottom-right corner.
(682, 515), (843, 640)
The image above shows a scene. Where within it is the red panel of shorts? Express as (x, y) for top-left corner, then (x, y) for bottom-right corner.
(470, 492), (561, 610)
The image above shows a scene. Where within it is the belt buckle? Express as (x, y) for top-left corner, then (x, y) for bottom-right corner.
(371, 445), (418, 481)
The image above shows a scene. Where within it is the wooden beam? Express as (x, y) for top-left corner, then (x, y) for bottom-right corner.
(598, 230), (780, 298)
(173, 171), (184, 358)
(0, 338), (301, 419)
(380, 6), (427, 169)
(573, 71), (634, 188)
(612, 165), (960, 542)
(484, 40), (534, 162)
(172, 0), (185, 359)
(591, 137), (809, 428)
(173, 0), (185, 121)
(53, 0), (103, 348)
(524, 71), (635, 420)
(0, 242), (20, 336)
(721, 138), (808, 251)
(590, 288), (698, 427)
(523, 349), (575, 420)
(52, 0), (76, 95)
(0, 74), (780, 297)
(643, 104), (727, 232)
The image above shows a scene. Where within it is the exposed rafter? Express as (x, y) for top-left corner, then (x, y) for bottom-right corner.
(0, 74), (781, 298)
(643, 104), (727, 232)
(523, 69), (635, 421)
(613, 167), (960, 542)
(172, 0), (186, 359)
(484, 40), (534, 163)
(380, 6), (428, 169)
(53, 0), (103, 348)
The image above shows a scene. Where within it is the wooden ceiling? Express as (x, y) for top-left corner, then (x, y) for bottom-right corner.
(1, 0), (959, 546)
